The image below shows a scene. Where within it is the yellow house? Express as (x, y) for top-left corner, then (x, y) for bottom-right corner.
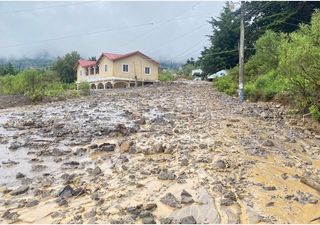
(75, 51), (159, 89)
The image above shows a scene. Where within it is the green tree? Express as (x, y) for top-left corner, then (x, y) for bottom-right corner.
(198, 2), (240, 75)
(52, 51), (80, 83)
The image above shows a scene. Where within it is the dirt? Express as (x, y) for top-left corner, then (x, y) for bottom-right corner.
(0, 81), (319, 224)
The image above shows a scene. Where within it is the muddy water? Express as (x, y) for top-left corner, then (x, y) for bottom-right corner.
(0, 82), (319, 224)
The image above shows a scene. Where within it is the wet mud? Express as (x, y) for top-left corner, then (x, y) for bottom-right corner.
(0, 81), (319, 224)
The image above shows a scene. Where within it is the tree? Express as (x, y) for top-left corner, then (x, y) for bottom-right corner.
(0, 62), (19, 76)
(88, 56), (97, 61)
(198, 2), (240, 75)
(52, 51), (80, 83)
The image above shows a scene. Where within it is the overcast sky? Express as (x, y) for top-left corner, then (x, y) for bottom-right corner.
(0, 1), (225, 63)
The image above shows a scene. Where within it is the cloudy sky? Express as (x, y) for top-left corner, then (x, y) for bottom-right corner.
(0, 1), (225, 63)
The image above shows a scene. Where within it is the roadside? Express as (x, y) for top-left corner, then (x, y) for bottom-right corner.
(0, 81), (319, 224)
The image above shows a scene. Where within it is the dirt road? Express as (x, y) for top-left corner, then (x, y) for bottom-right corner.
(0, 81), (319, 224)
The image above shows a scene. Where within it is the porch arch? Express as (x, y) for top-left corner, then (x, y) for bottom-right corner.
(114, 81), (129, 89)
(105, 82), (113, 89)
(91, 83), (97, 89)
(97, 83), (104, 89)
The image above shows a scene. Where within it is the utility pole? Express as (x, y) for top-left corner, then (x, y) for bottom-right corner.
(239, 1), (245, 102)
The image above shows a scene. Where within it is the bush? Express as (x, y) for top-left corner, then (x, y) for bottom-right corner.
(78, 82), (90, 96)
(159, 72), (175, 81)
(0, 69), (81, 102)
(309, 105), (320, 121)
(245, 70), (288, 101)
(214, 74), (237, 95)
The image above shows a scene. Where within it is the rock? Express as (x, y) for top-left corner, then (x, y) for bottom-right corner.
(89, 143), (98, 149)
(8, 142), (22, 150)
(2, 210), (19, 221)
(58, 185), (75, 198)
(262, 140), (274, 147)
(154, 143), (166, 153)
(266, 202), (274, 207)
(181, 189), (194, 204)
(213, 159), (227, 169)
(63, 161), (80, 166)
(160, 193), (181, 208)
(127, 205), (143, 216)
(181, 158), (189, 166)
(220, 198), (234, 206)
(92, 166), (102, 176)
(136, 117), (146, 125)
(26, 200), (39, 207)
(180, 216), (197, 224)
(263, 186), (276, 191)
(56, 197), (68, 206)
(119, 140), (134, 153)
(159, 217), (174, 224)
(98, 143), (116, 152)
(31, 164), (47, 172)
(144, 203), (157, 211)
(84, 209), (96, 219)
(158, 170), (176, 180)
(16, 172), (25, 179)
(142, 216), (156, 224)
(10, 185), (29, 196)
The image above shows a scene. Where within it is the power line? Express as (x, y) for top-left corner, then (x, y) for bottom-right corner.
(0, 1), (96, 15)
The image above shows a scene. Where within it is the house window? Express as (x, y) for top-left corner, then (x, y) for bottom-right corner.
(122, 64), (129, 72)
(145, 67), (151, 75)
(80, 70), (83, 76)
(105, 64), (108, 72)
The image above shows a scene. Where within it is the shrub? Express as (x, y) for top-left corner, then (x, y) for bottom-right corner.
(78, 82), (90, 96)
(159, 72), (175, 81)
(309, 105), (320, 121)
(214, 74), (237, 95)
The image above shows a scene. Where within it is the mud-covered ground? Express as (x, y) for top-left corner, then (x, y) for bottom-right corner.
(0, 81), (320, 224)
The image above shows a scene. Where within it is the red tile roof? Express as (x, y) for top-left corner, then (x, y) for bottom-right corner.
(78, 59), (96, 67)
(76, 51), (159, 69)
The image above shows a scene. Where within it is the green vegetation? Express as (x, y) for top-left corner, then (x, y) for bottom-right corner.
(52, 51), (80, 83)
(213, 10), (320, 119)
(78, 82), (90, 96)
(0, 69), (82, 102)
(159, 71), (175, 81)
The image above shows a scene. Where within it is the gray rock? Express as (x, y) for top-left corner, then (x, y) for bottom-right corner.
(144, 203), (157, 211)
(58, 185), (75, 198)
(56, 197), (68, 206)
(98, 143), (116, 152)
(181, 189), (194, 204)
(180, 216), (197, 224)
(161, 193), (181, 208)
(158, 170), (176, 180)
(181, 158), (189, 166)
(26, 200), (39, 207)
(92, 166), (102, 176)
(16, 172), (25, 179)
(262, 140), (274, 147)
(142, 216), (156, 224)
(10, 185), (29, 196)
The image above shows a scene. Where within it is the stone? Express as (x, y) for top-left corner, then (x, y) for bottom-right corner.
(213, 159), (227, 169)
(56, 197), (68, 206)
(263, 186), (276, 191)
(181, 189), (194, 204)
(119, 140), (133, 153)
(16, 172), (25, 179)
(160, 193), (181, 208)
(181, 158), (189, 166)
(92, 166), (102, 176)
(262, 140), (274, 147)
(58, 185), (75, 198)
(10, 185), (29, 196)
(8, 142), (22, 150)
(136, 117), (146, 125)
(159, 217), (174, 224)
(158, 170), (176, 180)
(180, 216), (197, 224)
(26, 200), (39, 207)
(98, 143), (116, 152)
(144, 203), (157, 211)
(142, 216), (156, 224)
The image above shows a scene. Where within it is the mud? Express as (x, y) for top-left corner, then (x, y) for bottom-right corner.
(0, 81), (319, 224)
